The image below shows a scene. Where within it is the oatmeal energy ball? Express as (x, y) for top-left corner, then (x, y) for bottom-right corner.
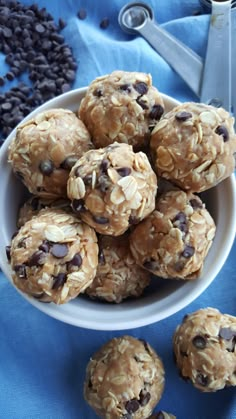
(8, 208), (98, 304)
(67, 142), (157, 236)
(173, 308), (236, 392)
(79, 70), (165, 150)
(86, 234), (150, 303)
(84, 335), (165, 419)
(8, 108), (93, 198)
(129, 190), (216, 280)
(17, 195), (71, 228)
(150, 102), (236, 192)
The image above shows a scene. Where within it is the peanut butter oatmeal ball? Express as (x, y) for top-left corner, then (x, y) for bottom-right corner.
(85, 234), (150, 303)
(148, 411), (176, 419)
(79, 70), (164, 150)
(17, 195), (71, 228)
(129, 190), (216, 280)
(150, 102), (236, 192)
(8, 108), (93, 198)
(67, 142), (157, 236)
(84, 335), (165, 419)
(8, 208), (98, 304)
(173, 308), (236, 392)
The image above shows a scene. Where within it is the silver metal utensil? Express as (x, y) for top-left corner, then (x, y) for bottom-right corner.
(200, 0), (232, 111)
(118, 2), (203, 96)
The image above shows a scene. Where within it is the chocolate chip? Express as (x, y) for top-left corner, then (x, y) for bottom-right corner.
(182, 245), (195, 258)
(39, 241), (50, 253)
(116, 167), (131, 177)
(39, 160), (54, 175)
(119, 84), (131, 92)
(68, 253), (82, 268)
(60, 155), (77, 170)
(52, 272), (67, 289)
(97, 174), (110, 192)
(139, 389), (151, 406)
(196, 372), (209, 387)
(175, 111), (192, 121)
(77, 9), (87, 20)
(5, 245), (11, 261)
(189, 198), (203, 209)
(192, 335), (207, 349)
(173, 212), (188, 234)
(92, 215), (109, 224)
(219, 327), (236, 340)
(125, 399), (140, 414)
(100, 159), (109, 173)
(136, 96), (149, 110)
(14, 264), (27, 279)
(83, 174), (92, 186)
(93, 89), (103, 97)
(50, 243), (68, 258)
(100, 18), (109, 29)
(215, 125), (229, 142)
(72, 199), (85, 213)
(74, 166), (82, 177)
(149, 104), (164, 120)
(28, 250), (45, 267)
(133, 82), (148, 95)
(174, 212), (186, 224)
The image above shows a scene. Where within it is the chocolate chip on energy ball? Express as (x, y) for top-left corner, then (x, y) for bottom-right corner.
(175, 111), (192, 121)
(28, 250), (45, 267)
(39, 241), (50, 253)
(52, 272), (67, 289)
(192, 335), (207, 349)
(92, 215), (109, 225)
(149, 104), (164, 120)
(189, 198), (203, 209)
(60, 156), (78, 170)
(50, 243), (68, 258)
(215, 125), (229, 142)
(116, 167), (131, 177)
(14, 264), (27, 279)
(125, 399), (140, 414)
(182, 245), (195, 258)
(133, 82), (148, 95)
(72, 199), (85, 213)
(68, 253), (82, 268)
(139, 389), (151, 406)
(39, 160), (54, 175)
(219, 327), (236, 340)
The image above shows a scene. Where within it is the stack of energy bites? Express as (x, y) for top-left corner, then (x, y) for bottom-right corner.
(6, 71), (236, 418)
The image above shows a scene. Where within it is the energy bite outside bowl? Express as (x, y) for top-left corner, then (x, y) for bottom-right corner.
(0, 87), (236, 330)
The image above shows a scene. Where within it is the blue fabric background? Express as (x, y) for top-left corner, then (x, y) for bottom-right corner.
(0, 1), (235, 418)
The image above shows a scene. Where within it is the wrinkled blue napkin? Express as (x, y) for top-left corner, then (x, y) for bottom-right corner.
(0, 1), (236, 418)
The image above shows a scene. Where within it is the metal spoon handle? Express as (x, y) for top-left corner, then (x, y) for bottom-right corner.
(200, 0), (231, 110)
(137, 18), (203, 96)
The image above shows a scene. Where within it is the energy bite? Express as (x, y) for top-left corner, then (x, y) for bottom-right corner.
(84, 335), (165, 419)
(129, 190), (216, 280)
(79, 70), (165, 150)
(9, 208), (98, 304)
(173, 308), (236, 392)
(67, 142), (157, 236)
(17, 195), (71, 228)
(150, 102), (236, 192)
(8, 108), (93, 198)
(86, 234), (150, 303)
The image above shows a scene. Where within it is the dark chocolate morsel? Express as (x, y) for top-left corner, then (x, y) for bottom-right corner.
(72, 199), (85, 213)
(92, 215), (109, 225)
(60, 156), (78, 170)
(149, 104), (164, 120)
(39, 241), (50, 253)
(133, 82), (148, 95)
(116, 167), (131, 177)
(175, 111), (192, 121)
(181, 245), (195, 258)
(93, 89), (103, 97)
(125, 399), (140, 414)
(52, 272), (67, 289)
(68, 253), (82, 268)
(14, 264), (27, 279)
(39, 160), (54, 176)
(28, 250), (45, 267)
(189, 198), (203, 209)
(100, 159), (109, 173)
(136, 96), (149, 110)
(139, 389), (151, 406)
(215, 125), (229, 142)
(192, 335), (207, 349)
(50, 243), (68, 258)
(5, 246), (11, 262)
(219, 327), (236, 340)
(119, 84), (131, 92)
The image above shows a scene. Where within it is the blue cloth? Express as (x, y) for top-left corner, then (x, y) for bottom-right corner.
(0, 1), (235, 418)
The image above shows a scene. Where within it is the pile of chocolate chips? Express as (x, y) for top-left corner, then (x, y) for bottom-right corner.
(0, 0), (77, 143)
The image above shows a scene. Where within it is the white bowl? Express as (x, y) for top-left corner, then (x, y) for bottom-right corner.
(0, 87), (236, 330)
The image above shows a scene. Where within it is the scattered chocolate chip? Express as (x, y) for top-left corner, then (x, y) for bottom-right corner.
(92, 215), (109, 224)
(192, 335), (207, 349)
(149, 104), (164, 120)
(173, 212), (188, 234)
(68, 253), (82, 268)
(28, 250), (45, 267)
(39, 160), (54, 175)
(5, 245), (11, 261)
(136, 96), (149, 110)
(60, 155), (78, 170)
(74, 166), (82, 177)
(196, 372), (209, 387)
(93, 89), (103, 97)
(174, 212), (186, 224)
(125, 399), (140, 414)
(116, 167), (131, 177)
(189, 198), (203, 209)
(52, 272), (67, 289)
(39, 241), (50, 253)
(14, 264), (27, 279)
(175, 111), (192, 122)
(72, 199), (85, 213)
(50, 243), (68, 258)
(100, 159), (109, 173)
(139, 389), (151, 406)
(181, 245), (195, 258)
(219, 327), (235, 340)
(133, 82), (148, 95)
(119, 84), (131, 92)
(83, 174), (92, 186)
(100, 18), (110, 29)
(97, 174), (110, 192)
(215, 125), (229, 142)
(77, 9), (87, 20)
